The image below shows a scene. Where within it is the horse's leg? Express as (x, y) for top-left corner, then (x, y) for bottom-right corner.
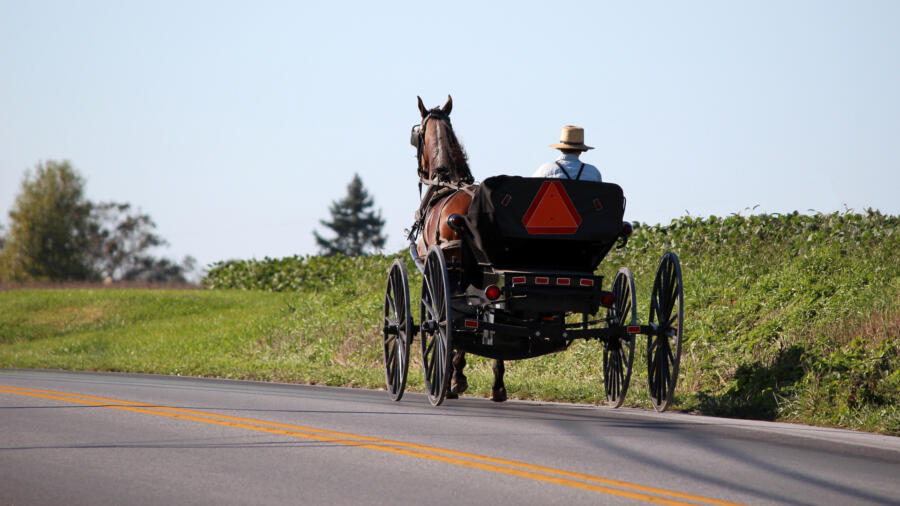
(447, 350), (468, 399)
(491, 360), (507, 402)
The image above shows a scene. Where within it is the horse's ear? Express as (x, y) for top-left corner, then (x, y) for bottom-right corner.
(442, 95), (452, 115)
(417, 96), (427, 118)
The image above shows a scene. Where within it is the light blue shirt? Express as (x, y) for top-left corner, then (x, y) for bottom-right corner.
(532, 153), (602, 182)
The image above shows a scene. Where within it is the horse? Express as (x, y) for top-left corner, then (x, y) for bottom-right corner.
(412, 95), (507, 402)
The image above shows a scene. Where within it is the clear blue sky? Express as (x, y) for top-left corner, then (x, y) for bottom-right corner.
(2, 1), (898, 274)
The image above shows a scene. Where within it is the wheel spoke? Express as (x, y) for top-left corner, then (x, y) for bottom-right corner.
(666, 314), (677, 329)
(387, 343), (397, 366)
(386, 288), (398, 317)
(421, 298), (438, 321)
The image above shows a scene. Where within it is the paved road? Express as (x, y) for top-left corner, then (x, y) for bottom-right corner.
(1, 370), (899, 505)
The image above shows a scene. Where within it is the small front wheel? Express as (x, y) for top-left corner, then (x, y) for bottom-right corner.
(420, 246), (453, 406)
(383, 259), (413, 401)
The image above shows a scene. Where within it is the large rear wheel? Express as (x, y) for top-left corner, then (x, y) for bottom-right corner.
(383, 259), (413, 401)
(603, 267), (637, 407)
(420, 246), (453, 406)
(647, 252), (684, 412)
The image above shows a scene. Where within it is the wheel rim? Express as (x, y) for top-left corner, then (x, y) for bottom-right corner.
(604, 267), (636, 407)
(420, 247), (452, 406)
(647, 252), (684, 412)
(383, 259), (412, 401)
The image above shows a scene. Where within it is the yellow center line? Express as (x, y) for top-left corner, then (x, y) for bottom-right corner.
(0, 384), (743, 506)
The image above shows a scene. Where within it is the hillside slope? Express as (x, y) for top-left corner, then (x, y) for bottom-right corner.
(205, 211), (900, 433)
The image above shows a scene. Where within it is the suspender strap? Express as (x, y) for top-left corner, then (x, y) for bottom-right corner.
(554, 161), (586, 180)
(554, 161), (572, 180)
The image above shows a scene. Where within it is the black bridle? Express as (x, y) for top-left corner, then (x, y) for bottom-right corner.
(410, 109), (450, 182)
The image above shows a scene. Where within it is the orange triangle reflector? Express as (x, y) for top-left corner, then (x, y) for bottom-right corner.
(522, 181), (581, 234)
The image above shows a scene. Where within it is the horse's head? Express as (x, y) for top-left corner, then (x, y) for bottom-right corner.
(412, 95), (472, 184)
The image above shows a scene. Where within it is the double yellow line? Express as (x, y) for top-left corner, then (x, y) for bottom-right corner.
(0, 384), (741, 505)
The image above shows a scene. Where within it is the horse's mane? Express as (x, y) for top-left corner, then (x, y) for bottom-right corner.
(428, 110), (473, 184)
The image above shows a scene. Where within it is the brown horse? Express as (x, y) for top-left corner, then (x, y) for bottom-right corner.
(412, 95), (474, 258)
(412, 95), (507, 402)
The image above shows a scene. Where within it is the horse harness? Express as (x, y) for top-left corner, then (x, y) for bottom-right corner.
(554, 161), (586, 180)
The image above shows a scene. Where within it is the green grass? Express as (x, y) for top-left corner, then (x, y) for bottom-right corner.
(2, 211), (899, 435)
(0, 289), (383, 385)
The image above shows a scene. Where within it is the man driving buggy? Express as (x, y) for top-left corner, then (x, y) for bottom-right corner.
(533, 125), (602, 182)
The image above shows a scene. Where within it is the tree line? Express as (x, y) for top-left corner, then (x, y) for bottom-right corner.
(0, 162), (388, 284)
(0, 160), (194, 283)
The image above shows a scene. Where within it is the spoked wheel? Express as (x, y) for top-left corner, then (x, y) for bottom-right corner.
(647, 252), (684, 412)
(603, 267), (637, 408)
(420, 246), (453, 406)
(383, 259), (413, 401)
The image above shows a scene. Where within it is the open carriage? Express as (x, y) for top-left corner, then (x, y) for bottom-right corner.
(383, 174), (685, 411)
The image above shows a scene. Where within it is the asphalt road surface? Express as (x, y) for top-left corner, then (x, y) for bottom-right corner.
(2, 369), (899, 505)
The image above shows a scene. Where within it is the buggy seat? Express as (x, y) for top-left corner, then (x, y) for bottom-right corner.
(466, 176), (625, 272)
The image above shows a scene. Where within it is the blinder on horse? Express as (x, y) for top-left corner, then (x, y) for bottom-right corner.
(410, 124), (421, 148)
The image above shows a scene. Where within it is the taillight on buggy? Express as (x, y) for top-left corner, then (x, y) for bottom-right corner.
(485, 284), (501, 300)
(579, 278), (594, 287)
(600, 292), (615, 307)
(447, 213), (466, 232)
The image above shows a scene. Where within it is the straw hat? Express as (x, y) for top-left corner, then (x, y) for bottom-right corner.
(549, 125), (594, 151)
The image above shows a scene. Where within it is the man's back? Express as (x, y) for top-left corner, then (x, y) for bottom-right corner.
(533, 153), (602, 182)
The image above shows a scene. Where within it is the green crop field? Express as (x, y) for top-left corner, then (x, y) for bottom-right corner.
(2, 211), (898, 434)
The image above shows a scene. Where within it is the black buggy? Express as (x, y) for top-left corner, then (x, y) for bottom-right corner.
(382, 175), (684, 411)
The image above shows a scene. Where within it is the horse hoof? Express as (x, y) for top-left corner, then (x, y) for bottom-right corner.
(491, 387), (507, 402)
(450, 376), (468, 395)
(445, 392), (458, 400)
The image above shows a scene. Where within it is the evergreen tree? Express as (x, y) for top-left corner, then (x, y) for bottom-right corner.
(314, 174), (386, 256)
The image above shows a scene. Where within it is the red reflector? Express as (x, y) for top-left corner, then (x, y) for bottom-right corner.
(627, 325), (641, 334)
(579, 278), (594, 287)
(556, 277), (571, 286)
(485, 285), (501, 300)
(535, 277), (549, 285)
(511, 276), (526, 285)
(601, 292), (615, 307)
(465, 320), (479, 328)
(522, 181), (582, 234)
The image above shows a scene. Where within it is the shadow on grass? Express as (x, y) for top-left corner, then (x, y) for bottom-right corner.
(693, 345), (806, 420)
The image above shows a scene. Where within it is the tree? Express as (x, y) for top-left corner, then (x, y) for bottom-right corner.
(313, 174), (386, 256)
(87, 202), (166, 280)
(0, 160), (94, 281)
(86, 202), (196, 282)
